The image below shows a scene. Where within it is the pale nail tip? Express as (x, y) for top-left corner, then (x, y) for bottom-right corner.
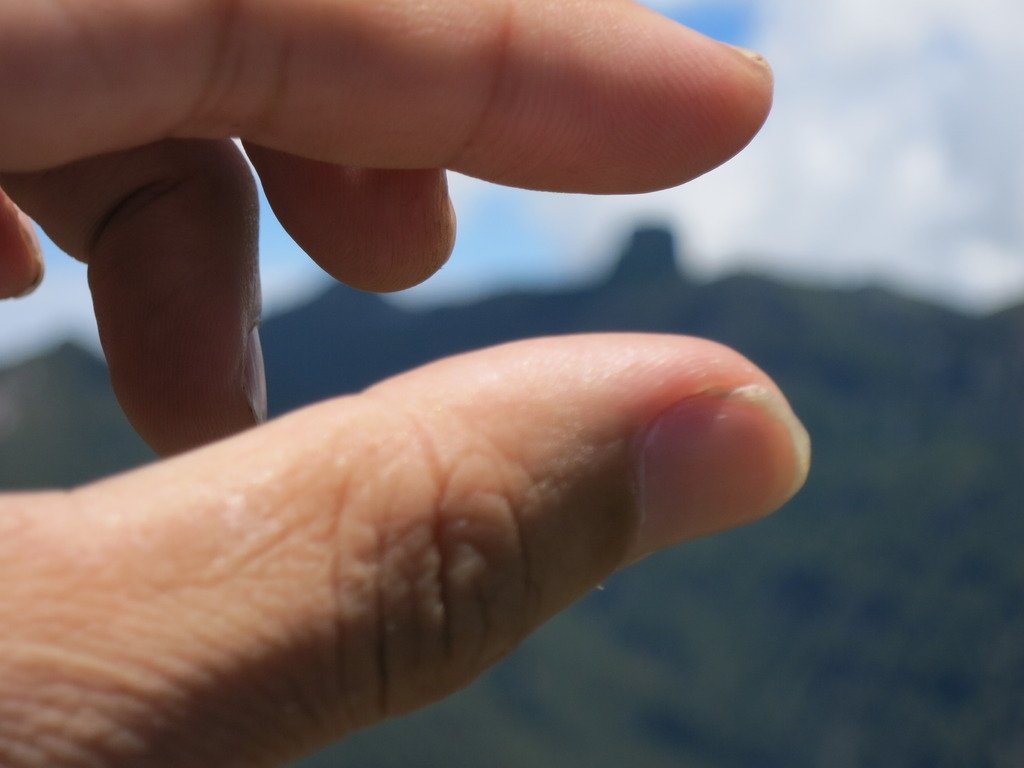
(245, 328), (268, 424)
(249, 394), (268, 425)
(786, 422), (813, 500)
(725, 383), (789, 419)
(729, 44), (771, 69)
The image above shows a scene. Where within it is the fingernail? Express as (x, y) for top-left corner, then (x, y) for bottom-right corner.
(727, 44), (772, 74)
(630, 385), (810, 560)
(13, 211), (45, 298)
(1, 207), (46, 301)
(244, 326), (268, 423)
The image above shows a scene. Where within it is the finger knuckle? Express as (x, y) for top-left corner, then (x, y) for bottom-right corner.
(341, 405), (540, 717)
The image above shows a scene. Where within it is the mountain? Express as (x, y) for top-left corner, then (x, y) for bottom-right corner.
(0, 343), (152, 487)
(2, 227), (1022, 767)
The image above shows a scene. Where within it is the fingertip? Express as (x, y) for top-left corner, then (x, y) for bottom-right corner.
(369, 333), (809, 568)
(722, 42), (775, 146)
(727, 44), (774, 77)
(634, 19), (775, 187)
(67, 140), (264, 455)
(629, 383), (810, 561)
(448, 3), (775, 192)
(0, 196), (45, 299)
(247, 146), (456, 292)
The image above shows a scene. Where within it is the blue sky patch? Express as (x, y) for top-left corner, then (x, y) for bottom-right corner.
(663, 2), (755, 46)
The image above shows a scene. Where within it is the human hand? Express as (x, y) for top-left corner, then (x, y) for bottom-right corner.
(0, 2), (807, 767)
(1, 0), (773, 453)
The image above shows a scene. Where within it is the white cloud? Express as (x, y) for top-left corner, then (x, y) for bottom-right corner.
(515, 0), (1024, 311)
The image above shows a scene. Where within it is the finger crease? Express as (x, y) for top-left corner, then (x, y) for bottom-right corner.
(445, 0), (516, 169)
(372, 531), (391, 718)
(399, 411), (456, 662)
(190, 0), (301, 142)
(86, 177), (184, 258)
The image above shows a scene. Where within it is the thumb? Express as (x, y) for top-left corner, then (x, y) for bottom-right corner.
(0, 334), (808, 768)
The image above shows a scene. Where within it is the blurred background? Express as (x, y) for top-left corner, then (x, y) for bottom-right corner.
(1, 0), (1022, 765)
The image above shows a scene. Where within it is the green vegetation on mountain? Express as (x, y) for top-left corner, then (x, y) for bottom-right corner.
(0, 343), (152, 487)
(2, 227), (1020, 766)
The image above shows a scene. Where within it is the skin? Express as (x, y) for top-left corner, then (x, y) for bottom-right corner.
(0, 1), (809, 766)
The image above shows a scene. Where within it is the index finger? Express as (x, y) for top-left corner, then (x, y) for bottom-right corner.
(0, 0), (771, 191)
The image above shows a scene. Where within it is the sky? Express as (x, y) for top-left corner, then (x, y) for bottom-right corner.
(2, 0), (1023, 362)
